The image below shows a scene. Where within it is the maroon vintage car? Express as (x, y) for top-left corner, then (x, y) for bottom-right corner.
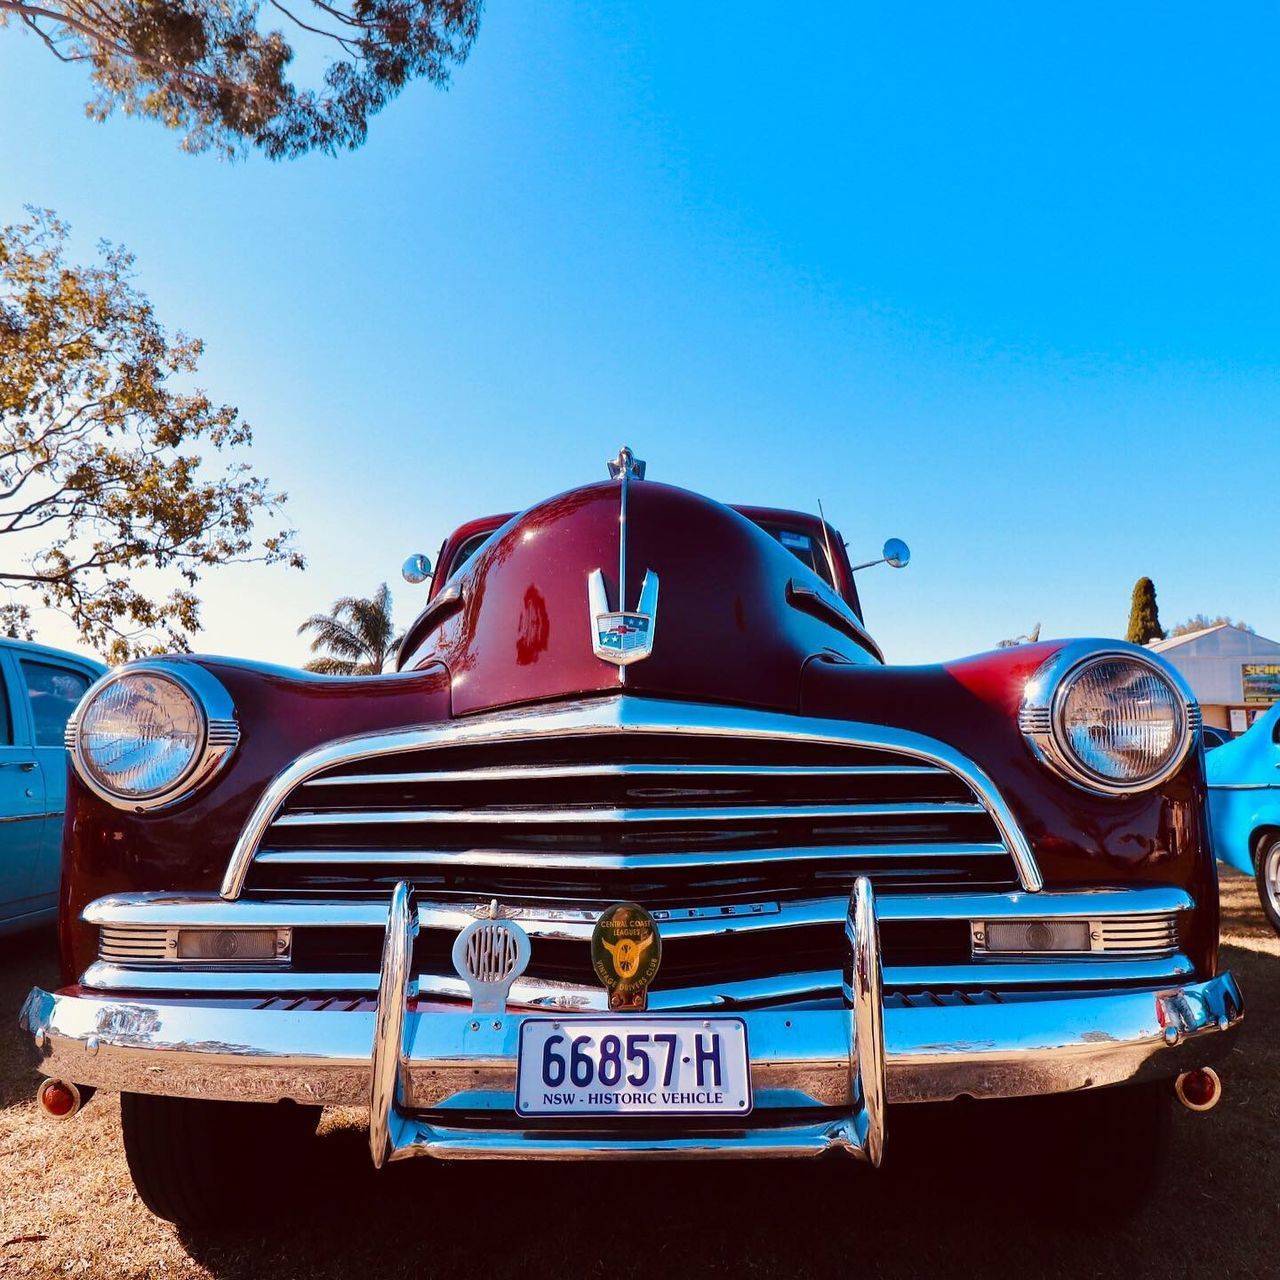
(22, 449), (1241, 1225)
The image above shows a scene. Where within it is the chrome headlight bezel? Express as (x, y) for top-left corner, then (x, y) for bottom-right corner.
(1019, 641), (1200, 797)
(66, 662), (240, 811)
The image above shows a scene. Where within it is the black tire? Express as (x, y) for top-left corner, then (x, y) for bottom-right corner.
(1253, 833), (1280, 935)
(121, 1093), (322, 1229)
(992, 1082), (1172, 1220)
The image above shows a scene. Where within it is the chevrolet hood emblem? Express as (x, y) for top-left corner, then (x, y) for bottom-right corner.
(588, 568), (658, 666)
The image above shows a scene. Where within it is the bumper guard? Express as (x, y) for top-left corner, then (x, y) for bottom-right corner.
(20, 879), (1243, 1164)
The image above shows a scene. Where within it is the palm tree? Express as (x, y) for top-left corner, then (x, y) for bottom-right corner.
(297, 583), (404, 675)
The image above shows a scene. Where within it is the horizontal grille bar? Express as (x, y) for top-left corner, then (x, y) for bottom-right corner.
(85, 886), (1196, 930)
(251, 841), (1011, 872)
(271, 801), (988, 828)
(80, 953), (1199, 1007)
(95, 901), (1187, 1002)
(302, 763), (954, 787)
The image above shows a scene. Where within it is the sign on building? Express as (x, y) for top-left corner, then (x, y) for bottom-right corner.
(1242, 663), (1280, 704)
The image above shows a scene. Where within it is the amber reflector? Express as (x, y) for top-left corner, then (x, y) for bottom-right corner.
(39, 1080), (78, 1118)
(1177, 1069), (1221, 1110)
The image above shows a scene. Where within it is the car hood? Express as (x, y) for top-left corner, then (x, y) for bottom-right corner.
(398, 479), (878, 717)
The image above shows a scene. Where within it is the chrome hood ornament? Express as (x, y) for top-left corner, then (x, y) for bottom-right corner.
(607, 445), (646, 480)
(590, 444), (658, 668)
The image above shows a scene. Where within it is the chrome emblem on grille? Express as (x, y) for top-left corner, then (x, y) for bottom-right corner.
(452, 903), (531, 1015)
(588, 568), (658, 666)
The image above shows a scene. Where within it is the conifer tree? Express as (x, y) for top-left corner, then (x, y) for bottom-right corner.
(1126, 577), (1164, 645)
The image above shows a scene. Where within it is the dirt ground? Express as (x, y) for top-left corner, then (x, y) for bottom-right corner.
(1, 870), (1277, 1280)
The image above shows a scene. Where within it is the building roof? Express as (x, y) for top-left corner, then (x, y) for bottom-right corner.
(1150, 623), (1280, 655)
(1147, 624), (1280, 706)
(1150, 625), (1233, 651)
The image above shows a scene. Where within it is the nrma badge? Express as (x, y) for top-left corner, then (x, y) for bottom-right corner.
(588, 568), (658, 667)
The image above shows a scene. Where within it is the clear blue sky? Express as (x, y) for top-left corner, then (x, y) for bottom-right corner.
(2, 2), (1277, 666)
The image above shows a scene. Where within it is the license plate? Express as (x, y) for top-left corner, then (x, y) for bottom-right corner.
(515, 1017), (752, 1117)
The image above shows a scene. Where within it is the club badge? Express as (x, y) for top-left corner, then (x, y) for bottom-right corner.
(591, 902), (662, 1011)
(452, 902), (531, 1015)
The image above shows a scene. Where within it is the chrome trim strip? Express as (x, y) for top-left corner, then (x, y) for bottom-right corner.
(85, 886), (1193, 934)
(411, 580), (466, 638)
(20, 971), (1244, 1116)
(78, 953), (1198, 1004)
(301, 762), (953, 786)
(393, 1118), (854, 1161)
(269, 800), (988, 829)
(0, 811), (61, 825)
(248, 840), (1010, 872)
(785, 580), (883, 660)
(219, 697), (1044, 898)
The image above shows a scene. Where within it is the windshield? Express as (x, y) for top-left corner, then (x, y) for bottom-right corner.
(441, 517), (838, 592)
(756, 523), (834, 587)
(445, 530), (495, 582)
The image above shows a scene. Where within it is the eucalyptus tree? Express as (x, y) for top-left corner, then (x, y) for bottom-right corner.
(0, 0), (481, 158)
(0, 208), (302, 660)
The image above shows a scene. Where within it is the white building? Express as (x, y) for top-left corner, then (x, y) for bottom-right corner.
(1150, 624), (1280, 733)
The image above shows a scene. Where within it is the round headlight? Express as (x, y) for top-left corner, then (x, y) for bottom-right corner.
(1020, 646), (1196, 795)
(71, 665), (239, 809)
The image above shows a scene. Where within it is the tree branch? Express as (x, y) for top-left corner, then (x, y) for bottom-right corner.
(0, 0), (281, 105)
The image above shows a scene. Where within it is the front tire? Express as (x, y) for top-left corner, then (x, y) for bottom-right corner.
(990, 1082), (1172, 1219)
(1253, 834), (1280, 935)
(121, 1093), (322, 1229)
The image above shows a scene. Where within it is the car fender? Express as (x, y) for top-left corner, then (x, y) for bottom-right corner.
(1208, 784), (1280, 875)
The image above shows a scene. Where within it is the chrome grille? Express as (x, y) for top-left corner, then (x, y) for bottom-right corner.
(216, 700), (1046, 1006)
(241, 736), (1022, 903)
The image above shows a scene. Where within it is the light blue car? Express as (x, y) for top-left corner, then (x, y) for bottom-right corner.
(1207, 701), (1280, 934)
(1, 638), (105, 937)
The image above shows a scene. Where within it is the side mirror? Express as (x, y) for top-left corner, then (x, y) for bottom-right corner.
(850, 538), (912, 573)
(401, 553), (433, 585)
(883, 538), (910, 569)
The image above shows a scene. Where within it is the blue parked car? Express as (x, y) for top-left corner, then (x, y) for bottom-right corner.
(1, 638), (105, 936)
(1207, 701), (1280, 934)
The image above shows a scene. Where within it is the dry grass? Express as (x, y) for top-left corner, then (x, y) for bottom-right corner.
(2, 872), (1277, 1279)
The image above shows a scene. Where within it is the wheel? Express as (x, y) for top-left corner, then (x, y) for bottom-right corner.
(1253, 834), (1280, 935)
(120, 1093), (322, 1228)
(990, 1082), (1172, 1220)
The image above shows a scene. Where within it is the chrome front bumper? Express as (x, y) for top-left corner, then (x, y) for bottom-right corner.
(20, 880), (1244, 1165)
